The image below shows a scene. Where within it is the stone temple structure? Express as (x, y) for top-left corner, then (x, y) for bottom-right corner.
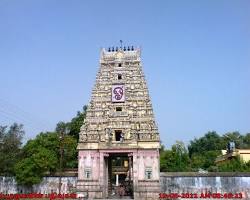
(77, 46), (160, 199)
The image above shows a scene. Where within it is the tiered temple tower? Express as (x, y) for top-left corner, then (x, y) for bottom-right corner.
(77, 46), (160, 199)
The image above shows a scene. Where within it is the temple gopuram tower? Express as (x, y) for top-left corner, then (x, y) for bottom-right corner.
(77, 46), (160, 199)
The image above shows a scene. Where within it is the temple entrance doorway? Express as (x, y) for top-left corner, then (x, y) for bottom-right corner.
(106, 153), (133, 198)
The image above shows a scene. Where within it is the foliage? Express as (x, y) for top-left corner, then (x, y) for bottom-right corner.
(160, 141), (190, 172)
(15, 147), (57, 185)
(242, 133), (250, 148)
(160, 131), (250, 172)
(188, 131), (223, 157)
(55, 105), (87, 140)
(12, 105), (85, 186)
(14, 132), (77, 186)
(221, 132), (245, 149)
(68, 105), (87, 139)
(191, 150), (221, 170)
(14, 132), (58, 185)
(0, 123), (24, 175)
(187, 131), (248, 171)
(217, 156), (250, 172)
(62, 135), (78, 168)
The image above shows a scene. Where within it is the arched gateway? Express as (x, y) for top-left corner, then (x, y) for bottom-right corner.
(77, 46), (160, 199)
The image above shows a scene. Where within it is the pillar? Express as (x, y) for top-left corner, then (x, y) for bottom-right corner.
(116, 174), (119, 186)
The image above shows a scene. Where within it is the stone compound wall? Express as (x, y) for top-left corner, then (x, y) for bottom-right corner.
(0, 176), (77, 194)
(1, 173), (250, 198)
(160, 172), (250, 198)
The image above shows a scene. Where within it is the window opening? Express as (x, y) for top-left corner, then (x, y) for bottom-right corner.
(145, 167), (152, 179)
(116, 107), (122, 112)
(115, 130), (124, 142)
(84, 168), (91, 179)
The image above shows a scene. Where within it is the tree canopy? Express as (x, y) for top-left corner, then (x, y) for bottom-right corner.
(55, 105), (87, 140)
(160, 141), (190, 172)
(14, 131), (77, 186)
(13, 106), (86, 186)
(0, 123), (24, 176)
(160, 131), (250, 172)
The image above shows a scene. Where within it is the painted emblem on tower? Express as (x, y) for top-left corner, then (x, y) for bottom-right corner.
(112, 84), (125, 102)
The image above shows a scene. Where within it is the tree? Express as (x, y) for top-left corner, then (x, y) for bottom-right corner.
(242, 133), (250, 148)
(221, 131), (244, 149)
(190, 153), (206, 171)
(0, 123), (24, 175)
(55, 122), (78, 168)
(14, 105), (85, 186)
(217, 156), (250, 172)
(202, 150), (221, 169)
(14, 131), (77, 186)
(15, 132), (59, 185)
(15, 147), (58, 186)
(55, 105), (87, 140)
(188, 131), (223, 157)
(188, 131), (228, 171)
(160, 141), (190, 172)
(55, 121), (69, 134)
(69, 105), (87, 139)
(14, 132), (58, 185)
(160, 148), (175, 172)
(62, 135), (78, 168)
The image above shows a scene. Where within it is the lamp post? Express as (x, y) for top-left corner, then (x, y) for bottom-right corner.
(58, 127), (69, 194)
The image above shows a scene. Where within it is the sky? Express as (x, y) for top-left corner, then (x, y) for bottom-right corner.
(0, 0), (249, 148)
